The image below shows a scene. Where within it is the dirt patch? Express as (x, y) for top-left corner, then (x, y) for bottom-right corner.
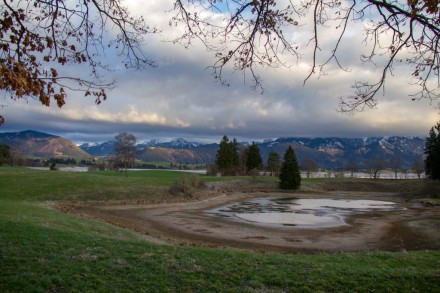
(61, 191), (440, 253)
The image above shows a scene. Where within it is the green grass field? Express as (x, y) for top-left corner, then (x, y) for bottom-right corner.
(1, 167), (439, 292)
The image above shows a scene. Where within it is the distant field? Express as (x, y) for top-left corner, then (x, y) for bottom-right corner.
(1, 167), (439, 292)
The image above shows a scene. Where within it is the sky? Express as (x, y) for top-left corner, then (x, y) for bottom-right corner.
(1, 0), (438, 144)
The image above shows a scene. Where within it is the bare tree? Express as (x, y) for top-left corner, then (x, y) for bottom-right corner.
(173, 0), (439, 111)
(0, 0), (157, 123)
(345, 161), (358, 178)
(389, 156), (403, 179)
(114, 132), (137, 176)
(412, 157), (424, 178)
(366, 157), (384, 179)
(300, 158), (319, 178)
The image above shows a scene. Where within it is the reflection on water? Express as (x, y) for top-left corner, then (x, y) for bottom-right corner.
(208, 198), (403, 228)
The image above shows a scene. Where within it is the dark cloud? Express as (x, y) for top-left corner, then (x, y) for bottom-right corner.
(1, 1), (437, 143)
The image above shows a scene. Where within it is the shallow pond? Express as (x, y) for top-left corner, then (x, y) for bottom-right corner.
(208, 198), (404, 228)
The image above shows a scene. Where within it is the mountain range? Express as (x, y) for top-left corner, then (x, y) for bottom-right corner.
(0, 130), (426, 169)
(0, 130), (91, 159)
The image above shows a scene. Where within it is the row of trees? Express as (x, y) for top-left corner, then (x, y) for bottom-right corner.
(300, 157), (425, 179)
(214, 135), (268, 176)
(213, 136), (301, 190)
(212, 136), (426, 180)
(211, 132), (436, 187)
(47, 158), (93, 166)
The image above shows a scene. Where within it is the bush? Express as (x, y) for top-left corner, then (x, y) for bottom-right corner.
(249, 168), (260, 180)
(169, 174), (206, 197)
(88, 163), (107, 171)
(206, 164), (220, 176)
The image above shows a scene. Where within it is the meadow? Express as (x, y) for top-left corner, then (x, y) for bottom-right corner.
(1, 167), (439, 292)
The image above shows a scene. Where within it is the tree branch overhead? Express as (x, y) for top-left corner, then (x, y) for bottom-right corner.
(173, 0), (439, 112)
(0, 0), (157, 124)
(0, 0), (438, 125)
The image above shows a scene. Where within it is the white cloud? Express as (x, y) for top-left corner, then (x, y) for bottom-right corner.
(1, 0), (438, 143)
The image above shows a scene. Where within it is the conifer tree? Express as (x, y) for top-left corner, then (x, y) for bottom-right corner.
(231, 138), (240, 168)
(279, 146), (301, 190)
(267, 151), (281, 176)
(216, 135), (232, 170)
(215, 135), (240, 175)
(245, 142), (263, 173)
(425, 122), (440, 180)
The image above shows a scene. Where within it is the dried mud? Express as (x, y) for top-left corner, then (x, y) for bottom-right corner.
(60, 190), (440, 253)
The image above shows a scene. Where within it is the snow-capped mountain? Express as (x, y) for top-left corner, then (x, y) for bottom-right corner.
(3, 130), (424, 168)
(138, 138), (202, 149)
(79, 141), (116, 157)
(77, 135), (425, 169)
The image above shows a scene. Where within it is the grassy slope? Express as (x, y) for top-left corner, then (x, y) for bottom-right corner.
(1, 168), (439, 292)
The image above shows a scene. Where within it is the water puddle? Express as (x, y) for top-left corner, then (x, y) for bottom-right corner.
(208, 198), (403, 228)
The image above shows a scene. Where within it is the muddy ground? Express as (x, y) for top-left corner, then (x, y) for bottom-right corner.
(62, 190), (440, 253)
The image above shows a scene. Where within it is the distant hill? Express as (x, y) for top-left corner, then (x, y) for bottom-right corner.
(79, 141), (116, 157)
(138, 138), (202, 149)
(136, 143), (218, 164)
(0, 130), (426, 168)
(0, 130), (92, 159)
(80, 135), (426, 169)
(257, 137), (425, 170)
(79, 137), (203, 157)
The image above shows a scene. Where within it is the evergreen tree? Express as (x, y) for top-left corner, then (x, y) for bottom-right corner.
(267, 151), (281, 176)
(279, 146), (301, 190)
(425, 122), (440, 180)
(215, 135), (240, 175)
(215, 135), (232, 170)
(0, 144), (11, 166)
(245, 142), (263, 173)
(231, 138), (240, 168)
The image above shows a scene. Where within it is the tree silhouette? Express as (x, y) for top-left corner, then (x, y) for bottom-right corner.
(245, 141), (263, 173)
(425, 122), (440, 180)
(279, 146), (301, 190)
(215, 135), (240, 175)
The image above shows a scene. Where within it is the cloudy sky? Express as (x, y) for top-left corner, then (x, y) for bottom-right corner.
(1, 1), (438, 143)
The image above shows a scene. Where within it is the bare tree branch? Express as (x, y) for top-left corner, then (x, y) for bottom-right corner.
(0, 0), (157, 123)
(173, 0), (439, 112)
